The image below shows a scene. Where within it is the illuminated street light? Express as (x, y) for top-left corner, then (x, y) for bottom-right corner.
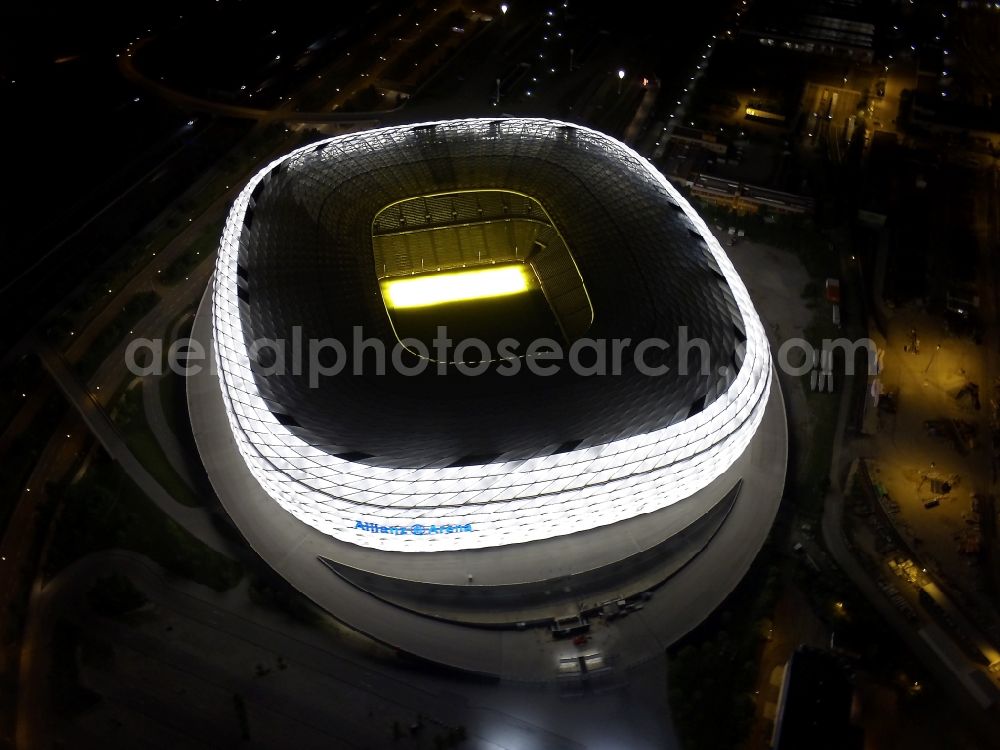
(617, 68), (625, 94)
(500, 2), (508, 13)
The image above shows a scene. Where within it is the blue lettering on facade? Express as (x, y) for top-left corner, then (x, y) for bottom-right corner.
(354, 520), (473, 535)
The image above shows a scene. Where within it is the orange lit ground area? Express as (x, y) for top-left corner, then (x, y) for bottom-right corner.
(372, 190), (593, 363)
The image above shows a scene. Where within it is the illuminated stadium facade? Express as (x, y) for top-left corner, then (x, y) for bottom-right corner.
(191, 118), (786, 672)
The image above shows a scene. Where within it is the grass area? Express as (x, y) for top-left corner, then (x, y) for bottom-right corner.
(0, 394), (67, 539)
(0, 354), (42, 433)
(292, 4), (431, 114)
(160, 221), (221, 286)
(111, 382), (202, 508)
(158, 312), (197, 444)
(74, 291), (160, 380)
(796, 390), (840, 520)
(298, 43), (389, 112)
(379, 10), (465, 85)
(789, 290), (843, 517)
(44, 448), (241, 592)
(158, 365), (187, 440)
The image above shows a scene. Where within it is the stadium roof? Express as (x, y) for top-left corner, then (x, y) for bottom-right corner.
(228, 118), (748, 466)
(211, 118), (771, 550)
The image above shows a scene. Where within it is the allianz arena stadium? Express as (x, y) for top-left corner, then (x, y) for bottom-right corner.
(189, 118), (787, 677)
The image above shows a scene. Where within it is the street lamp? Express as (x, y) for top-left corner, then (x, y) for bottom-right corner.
(617, 68), (625, 94)
(501, 3), (508, 14)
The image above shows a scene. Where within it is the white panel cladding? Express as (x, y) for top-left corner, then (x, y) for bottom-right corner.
(211, 119), (771, 551)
